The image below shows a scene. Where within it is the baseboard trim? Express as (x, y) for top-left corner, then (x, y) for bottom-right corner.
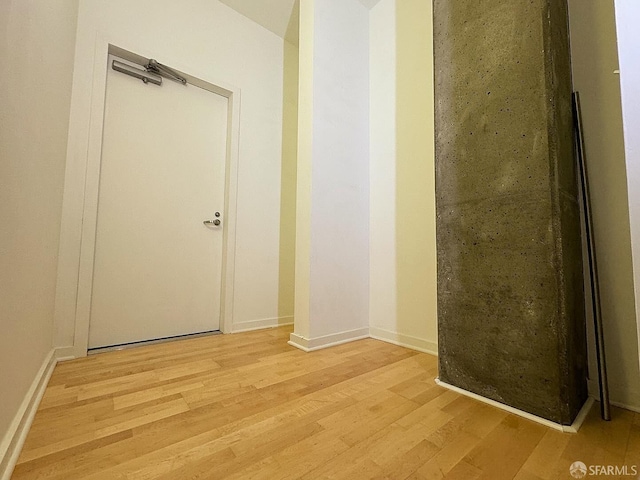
(565, 396), (595, 433)
(435, 378), (594, 433)
(54, 346), (77, 362)
(288, 327), (370, 352)
(609, 401), (640, 414)
(231, 316), (294, 334)
(369, 327), (438, 356)
(587, 378), (640, 414)
(0, 349), (60, 480)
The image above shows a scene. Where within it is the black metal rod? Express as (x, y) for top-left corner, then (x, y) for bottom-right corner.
(573, 91), (611, 421)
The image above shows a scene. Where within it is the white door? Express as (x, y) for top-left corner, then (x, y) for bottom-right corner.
(88, 56), (228, 349)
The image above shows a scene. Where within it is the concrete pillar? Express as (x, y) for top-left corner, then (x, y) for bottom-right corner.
(290, 0), (370, 351)
(434, 0), (587, 424)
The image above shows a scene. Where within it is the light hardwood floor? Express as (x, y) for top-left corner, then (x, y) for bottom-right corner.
(11, 326), (639, 479)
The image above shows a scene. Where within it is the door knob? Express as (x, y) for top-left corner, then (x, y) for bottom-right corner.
(203, 219), (221, 226)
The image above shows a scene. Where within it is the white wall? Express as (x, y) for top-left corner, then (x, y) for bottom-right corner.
(569, 0), (640, 412)
(309, 0), (370, 340)
(0, 0), (78, 462)
(615, 0), (640, 406)
(55, 0), (289, 348)
(293, 0), (437, 351)
(292, 0), (370, 348)
(293, 0), (314, 342)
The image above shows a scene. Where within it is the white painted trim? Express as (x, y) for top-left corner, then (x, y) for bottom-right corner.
(288, 327), (370, 352)
(53, 346), (77, 363)
(614, 0), (640, 388)
(369, 326), (438, 356)
(435, 378), (594, 433)
(0, 349), (59, 480)
(55, 35), (242, 356)
(71, 36), (111, 357)
(564, 397), (595, 433)
(610, 400), (640, 414)
(231, 316), (294, 333)
(220, 84), (241, 336)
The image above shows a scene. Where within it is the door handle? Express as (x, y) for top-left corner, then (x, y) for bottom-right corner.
(203, 219), (221, 226)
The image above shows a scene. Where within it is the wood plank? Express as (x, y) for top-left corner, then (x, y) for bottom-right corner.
(11, 326), (638, 480)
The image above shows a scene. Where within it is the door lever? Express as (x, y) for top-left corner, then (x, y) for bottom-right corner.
(203, 219), (221, 226)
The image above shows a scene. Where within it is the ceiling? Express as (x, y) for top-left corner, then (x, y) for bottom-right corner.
(218, 0), (298, 42)
(218, 0), (383, 45)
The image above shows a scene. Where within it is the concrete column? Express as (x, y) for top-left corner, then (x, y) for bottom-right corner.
(290, 0), (370, 351)
(434, 0), (587, 424)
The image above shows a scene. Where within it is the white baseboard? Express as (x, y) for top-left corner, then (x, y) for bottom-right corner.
(0, 348), (62, 480)
(54, 345), (78, 362)
(231, 316), (294, 334)
(565, 397), (595, 433)
(369, 326), (438, 356)
(435, 378), (594, 433)
(610, 401), (640, 414)
(587, 378), (640, 413)
(288, 327), (370, 352)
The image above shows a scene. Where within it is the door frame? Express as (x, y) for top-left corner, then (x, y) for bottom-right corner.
(56, 39), (241, 357)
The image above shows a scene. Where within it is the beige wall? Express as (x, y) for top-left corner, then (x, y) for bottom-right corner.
(394, 0), (437, 349)
(568, 0), (640, 410)
(278, 39), (299, 320)
(0, 0), (78, 456)
(369, 0), (438, 353)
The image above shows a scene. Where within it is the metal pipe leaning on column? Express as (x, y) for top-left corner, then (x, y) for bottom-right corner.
(572, 91), (611, 421)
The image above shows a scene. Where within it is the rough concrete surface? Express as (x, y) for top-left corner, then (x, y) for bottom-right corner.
(434, 0), (587, 424)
